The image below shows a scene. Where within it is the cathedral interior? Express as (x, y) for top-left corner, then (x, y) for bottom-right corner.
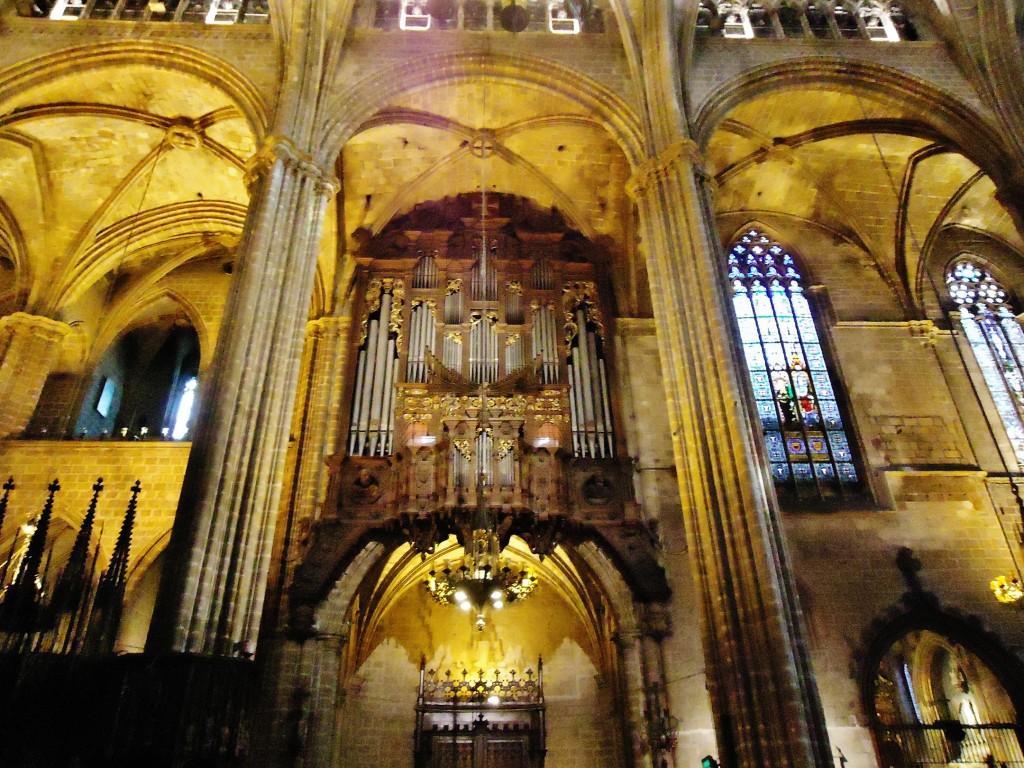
(0, 1), (1023, 767)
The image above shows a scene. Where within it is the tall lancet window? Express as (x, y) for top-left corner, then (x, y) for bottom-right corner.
(565, 283), (615, 458)
(728, 230), (858, 494)
(947, 258), (1024, 465)
(349, 279), (404, 456)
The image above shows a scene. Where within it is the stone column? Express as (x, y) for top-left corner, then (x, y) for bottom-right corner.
(615, 626), (656, 768)
(147, 136), (339, 657)
(629, 140), (832, 768)
(0, 312), (72, 437)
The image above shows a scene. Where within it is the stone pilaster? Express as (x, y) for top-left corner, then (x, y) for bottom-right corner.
(146, 135), (339, 657)
(291, 316), (351, 522)
(629, 137), (832, 768)
(0, 312), (72, 438)
(266, 315), (352, 631)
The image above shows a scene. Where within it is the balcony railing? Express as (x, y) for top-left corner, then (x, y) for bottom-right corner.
(876, 724), (1024, 768)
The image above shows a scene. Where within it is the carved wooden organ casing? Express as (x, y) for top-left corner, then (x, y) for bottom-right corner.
(290, 200), (669, 624)
(342, 206), (618, 522)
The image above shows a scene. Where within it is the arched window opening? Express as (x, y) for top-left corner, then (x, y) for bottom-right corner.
(727, 229), (859, 498)
(947, 258), (1024, 467)
(696, 0), (717, 35)
(73, 323), (199, 440)
(171, 377), (198, 440)
(871, 630), (1022, 768)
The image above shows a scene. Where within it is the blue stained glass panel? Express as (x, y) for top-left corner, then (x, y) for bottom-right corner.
(811, 370), (834, 399)
(758, 401), (780, 430)
(778, 316), (800, 342)
(792, 463), (813, 483)
(765, 431), (786, 461)
(745, 344), (766, 370)
(803, 409), (822, 429)
(771, 463), (791, 483)
(829, 431), (853, 461)
(838, 463), (858, 483)
(814, 463), (836, 480)
(751, 371), (772, 399)
(772, 291), (794, 317)
(804, 344), (827, 370)
(820, 399), (843, 429)
(757, 315), (780, 342)
(795, 314), (817, 340)
(764, 344), (786, 369)
(752, 291), (773, 316)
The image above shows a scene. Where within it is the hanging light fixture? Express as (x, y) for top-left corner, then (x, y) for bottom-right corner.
(423, 391), (538, 630)
(423, 530), (538, 631)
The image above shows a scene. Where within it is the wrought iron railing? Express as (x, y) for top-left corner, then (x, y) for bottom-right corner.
(876, 723), (1024, 768)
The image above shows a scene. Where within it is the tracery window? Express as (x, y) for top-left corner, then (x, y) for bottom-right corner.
(695, 0), (915, 40)
(41, 0), (269, 23)
(728, 230), (858, 496)
(374, 0), (604, 33)
(947, 259), (1024, 466)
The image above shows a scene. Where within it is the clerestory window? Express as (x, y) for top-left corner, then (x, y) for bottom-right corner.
(947, 258), (1024, 467)
(728, 230), (859, 498)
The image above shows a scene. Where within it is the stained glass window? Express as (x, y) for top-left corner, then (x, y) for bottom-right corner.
(947, 259), (1024, 466)
(728, 229), (858, 495)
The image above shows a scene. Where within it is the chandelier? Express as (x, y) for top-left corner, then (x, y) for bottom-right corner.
(424, 527), (537, 630)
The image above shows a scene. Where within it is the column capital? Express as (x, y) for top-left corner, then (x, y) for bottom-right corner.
(245, 135), (340, 195)
(0, 312), (73, 344)
(626, 139), (711, 201)
(306, 315), (351, 340)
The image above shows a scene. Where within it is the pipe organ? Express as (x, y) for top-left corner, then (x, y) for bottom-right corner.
(295, 198), (671, 629)
(345, 208), (618, 470)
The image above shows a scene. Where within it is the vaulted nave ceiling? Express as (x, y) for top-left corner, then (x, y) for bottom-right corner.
(0, 61), (257, 320)
(706, 86), (1024, 317)
(343, 81), (630, 250)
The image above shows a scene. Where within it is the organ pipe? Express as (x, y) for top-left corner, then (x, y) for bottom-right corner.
(349, 286), (401, 456)
(567, 306), (615, 458)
